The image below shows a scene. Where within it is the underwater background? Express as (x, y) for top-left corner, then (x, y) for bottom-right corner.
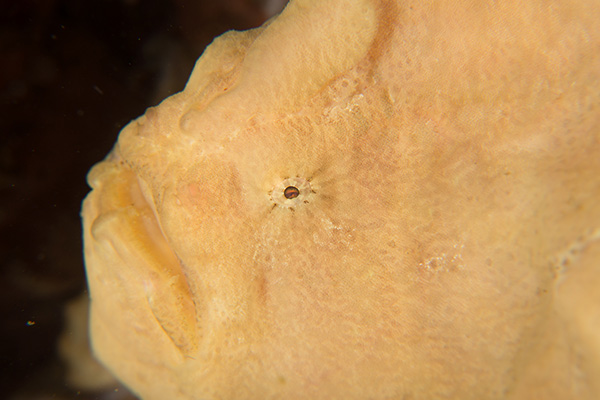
(0, 1), (285, 398)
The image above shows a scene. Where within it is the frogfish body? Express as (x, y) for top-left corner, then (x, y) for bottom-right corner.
(82, 0), (600, 399)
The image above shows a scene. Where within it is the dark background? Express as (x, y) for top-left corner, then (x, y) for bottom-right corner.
(1, 0), (284, 398)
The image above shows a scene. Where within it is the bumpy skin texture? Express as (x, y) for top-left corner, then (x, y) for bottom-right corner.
(81, 0), (600, 399)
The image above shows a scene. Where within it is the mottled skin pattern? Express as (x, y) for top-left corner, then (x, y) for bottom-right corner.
(82, 0), (600, 399)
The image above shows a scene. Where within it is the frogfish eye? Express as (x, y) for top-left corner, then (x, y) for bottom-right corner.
(270, 177), (314, 209)
(284, 186), (300, 199)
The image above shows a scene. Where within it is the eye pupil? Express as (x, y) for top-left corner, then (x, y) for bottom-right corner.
(283, 186), (300, 199)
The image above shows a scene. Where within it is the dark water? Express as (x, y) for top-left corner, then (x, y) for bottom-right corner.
(0, 0), (284, 398)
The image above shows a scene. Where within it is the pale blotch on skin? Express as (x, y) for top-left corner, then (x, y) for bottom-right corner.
(81, 0), (600, 399)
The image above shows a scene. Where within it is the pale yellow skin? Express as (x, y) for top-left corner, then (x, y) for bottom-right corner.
(81, 0), (600, 399)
